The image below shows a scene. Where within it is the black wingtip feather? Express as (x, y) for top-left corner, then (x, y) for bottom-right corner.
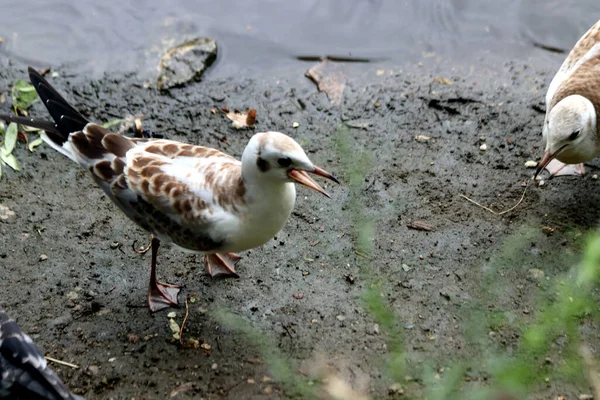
(27, 66), (89, 143)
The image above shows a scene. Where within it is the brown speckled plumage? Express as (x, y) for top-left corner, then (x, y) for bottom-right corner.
(549, 19), (600, 134)
(69, 124), (246, 252)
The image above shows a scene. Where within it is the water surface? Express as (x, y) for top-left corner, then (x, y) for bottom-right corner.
(1, 0), (599, 78)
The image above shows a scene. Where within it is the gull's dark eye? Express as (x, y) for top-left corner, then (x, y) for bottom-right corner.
(277, 157), (292, 167)
(569, 129), (581, 141)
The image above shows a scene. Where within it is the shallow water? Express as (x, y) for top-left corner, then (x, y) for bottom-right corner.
(1, 0), (599, 78)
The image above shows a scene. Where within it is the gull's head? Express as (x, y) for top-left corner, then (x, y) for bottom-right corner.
(242, 131), (338, 197)
(535, 95), (597, 178)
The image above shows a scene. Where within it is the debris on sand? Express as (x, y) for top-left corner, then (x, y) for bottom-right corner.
(407, 221), (435, 232)
(220, 107), (257, 129)
(0, 204), (15, 220)
(292, 292), (305, 300)
(524, 160), (538, 168)
(306, 59), (346, 107)
(414, 135), (432, 143)
(157, 37), (218, 90)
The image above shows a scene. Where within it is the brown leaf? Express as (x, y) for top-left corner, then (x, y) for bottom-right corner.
(407, 221), (435, 231)
(221, 108), (257, 129)
(306, 60), (346, 107)
(17, 131), (28, 145)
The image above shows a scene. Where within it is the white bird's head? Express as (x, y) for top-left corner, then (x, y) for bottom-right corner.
(536, 95), (597, 178)
(242, 131), (338, 197)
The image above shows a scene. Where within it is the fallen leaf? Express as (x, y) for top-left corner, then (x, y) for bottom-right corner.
(3, 123), (18, 154)
(11, 80), (38, 113)
(306, 59), (346, 107)
(0, 151), (20, 171)
(221, 108), (257, 129)
(28, 137), (44, 152)
(17, 131), (28, 145)
(407, 221), (434, 231)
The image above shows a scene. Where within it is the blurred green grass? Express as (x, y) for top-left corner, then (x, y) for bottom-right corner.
(214, 126), (600, 399)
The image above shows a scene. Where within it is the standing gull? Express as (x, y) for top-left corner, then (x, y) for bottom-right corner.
(535, 18), (600, 178)
(0, 309), (83, 399)
(1, 67), (338, 312)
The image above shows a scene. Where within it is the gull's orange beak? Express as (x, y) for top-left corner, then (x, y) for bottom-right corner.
(534, 145), (567, 179)
(288, 166), (339, 198)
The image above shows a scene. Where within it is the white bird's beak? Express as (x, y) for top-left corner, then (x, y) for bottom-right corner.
(288, 166), (339, 198)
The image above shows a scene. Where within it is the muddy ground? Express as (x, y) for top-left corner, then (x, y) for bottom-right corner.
(1, 52), (600, 400)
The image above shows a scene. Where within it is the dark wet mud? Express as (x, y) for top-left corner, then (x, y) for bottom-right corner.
(1, 54), (599, 399)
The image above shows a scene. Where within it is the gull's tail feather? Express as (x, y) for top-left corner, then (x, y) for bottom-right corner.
(0, 67), (91, 161)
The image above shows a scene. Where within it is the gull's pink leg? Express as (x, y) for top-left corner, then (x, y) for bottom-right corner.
(147, 237), (181, 312)
(204, 253), (241, 278)
(544, 159), (585, 177)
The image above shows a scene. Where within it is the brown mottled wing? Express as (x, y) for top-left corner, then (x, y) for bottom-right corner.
(549, 44), (600, 137)
(561, 19), (600, 73)
(122, 141), (245, 252)
(547, 19), (600, 106)
(67, 126), (244, 251)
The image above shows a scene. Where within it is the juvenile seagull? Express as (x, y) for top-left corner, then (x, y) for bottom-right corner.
(0, 309), (83, 399)
(1, 67), (338, 312)
(535, 19), (600, 178)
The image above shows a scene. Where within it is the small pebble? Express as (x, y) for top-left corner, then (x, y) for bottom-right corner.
(49, 314), (73, 329)
(39, 254), (48, 262)
(292, 122), (300, 128)
(167, 311), (177, 318)
(87, 365), (99, 376)
(401, 263), (411, 272)
(336, 315), (346, 321)
(110, 241), (120, 249)
(201, 343), (211, 351)
(292, 292), (304, 300)
(479, 144), (487, 151)
(593, 174), (598, 180)
(538, 180), (545, 186)
(211, 363), (218, 370)
(108, 357), (116, 363)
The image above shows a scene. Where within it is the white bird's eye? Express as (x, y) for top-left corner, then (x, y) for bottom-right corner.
(569, 129), (581, 141)
(277, 157), (292, 167)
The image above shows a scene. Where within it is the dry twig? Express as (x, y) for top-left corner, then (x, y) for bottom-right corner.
(459, 184), (528, 216)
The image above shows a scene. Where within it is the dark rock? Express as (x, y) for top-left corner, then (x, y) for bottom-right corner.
(157, 37), (217, 90)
